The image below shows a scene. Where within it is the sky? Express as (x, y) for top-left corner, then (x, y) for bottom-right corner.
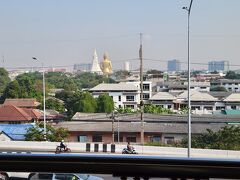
(0, 0), (240, 71)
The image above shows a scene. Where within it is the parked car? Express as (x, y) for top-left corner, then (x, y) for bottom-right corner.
(0, 171), (30, 179)
(29, 173), (104, 180)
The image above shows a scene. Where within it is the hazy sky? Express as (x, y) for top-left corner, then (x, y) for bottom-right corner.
(0, 0), (240, 71)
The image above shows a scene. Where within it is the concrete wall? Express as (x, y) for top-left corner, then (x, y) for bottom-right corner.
(1, 141), (240, 159)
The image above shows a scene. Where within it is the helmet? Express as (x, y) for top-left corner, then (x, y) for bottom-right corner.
(61, 140), (64, 142)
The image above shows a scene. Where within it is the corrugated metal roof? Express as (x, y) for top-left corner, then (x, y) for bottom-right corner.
(55, 121), (225, 134)
(177, 90), (217, 101)
(223, 93), (240, 102)
(150, 92), (176, 100)
(4, 98), (40, 107)
(0, 124), (33, 140)
(90, 83), (139, 91)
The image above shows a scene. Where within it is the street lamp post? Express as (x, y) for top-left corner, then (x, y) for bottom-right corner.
(32, 57), (47, 141)
(183, 0), (193, 158)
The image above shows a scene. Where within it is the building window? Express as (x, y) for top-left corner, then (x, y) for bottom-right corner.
(119, 105), (122, 108)
(151, 136), (161, 142)
(126, 136), (136, 142)
(125, 105), (134, 109)
(167, 105), (172, 109)
(204, 106), (213, 110)
(143, 93), (150, 100)
(200, 87), (206, 89)
(191, 106), (200, 110)
(231, 105), (237, 110)
(92, 134), (102, 142)
(78, 135), (87, 142)
(143, 84), (150, 91)
(126, 95), (134, 101)
(114, 134), (123, 142)
(164, 137), (174, 144)
(118, 96), (121, 101)
(216, 106), (225, 110)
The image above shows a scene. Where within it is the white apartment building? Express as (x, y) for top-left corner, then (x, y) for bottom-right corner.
(211, 79), (240, 92)
(126, 81), (152, 102)
(223, 93), (240, 110)
(156, 81), (210, 93)
(90, 81), (152, 110)
(90, 83), (140, 110)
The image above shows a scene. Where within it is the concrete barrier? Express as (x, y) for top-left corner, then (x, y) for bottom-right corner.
(94, 144), (99, 152)
(1, 141), (240, 158)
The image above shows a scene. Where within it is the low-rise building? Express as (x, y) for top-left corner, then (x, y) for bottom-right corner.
(90, 82), (152, 110)
(0, 124), (33, 141)
(56, 113), (237, 144)
(0, 105), (41, 124)
(90, 83), (139, 110)
(156, 81), (210, 93)
(149, 92), (176, 110)
(211, 79), (240, 92)
(3, 98), (40, 108)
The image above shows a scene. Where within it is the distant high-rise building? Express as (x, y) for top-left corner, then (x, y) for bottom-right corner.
(124, 61), (130, 71)
(73, 63), (91, 72)
(168, 59), (181, 72)
(208, 61), (229, 72)
(91, 49), (103, 75)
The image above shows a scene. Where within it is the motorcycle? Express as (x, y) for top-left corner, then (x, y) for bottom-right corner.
(122, 148), (138, 154)
(55, 145), (71, 154)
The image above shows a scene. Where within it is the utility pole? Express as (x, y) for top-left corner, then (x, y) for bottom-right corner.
(108, 111), (118, 144)
(139, 33), (144, 145)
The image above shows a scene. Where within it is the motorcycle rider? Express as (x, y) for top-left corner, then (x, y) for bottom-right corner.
(127, 142), (133, 152)
(60, 139), (66, 151)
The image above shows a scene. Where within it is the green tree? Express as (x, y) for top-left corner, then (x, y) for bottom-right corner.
(16, 75), (37, 98)
(116, 107), (136, 113)
(0, 68), (10, 95)
(180, 126), (240, 150)
(55, 90), (74, 102)
(74, 72), (115, 89)
(210, 86), (227, 92)
(146, 69), (162, 74)
(96, 93), (114, 113)
(65, 91), (97, 117)
(144, 104), (173, 114)
(25, 122), (69, 142)
(114, 70), (131, 80)
(225, 71), (240, 79)
(77, 92), (97, 113)
(4, 80), (20, 98)
(39, 98), (65, 113)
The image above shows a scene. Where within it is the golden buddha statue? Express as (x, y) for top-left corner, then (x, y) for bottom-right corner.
(101, 52), (113, 76)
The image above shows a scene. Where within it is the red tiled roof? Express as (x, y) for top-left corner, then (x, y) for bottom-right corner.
(0, 105), (32, 121)
(22, 108), (42, 119)
(3, 98), (40, 108)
